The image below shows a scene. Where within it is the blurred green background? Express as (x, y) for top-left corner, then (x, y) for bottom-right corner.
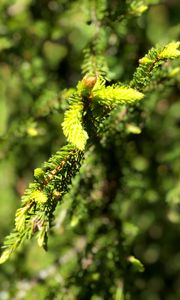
(0, 0), (180, 299)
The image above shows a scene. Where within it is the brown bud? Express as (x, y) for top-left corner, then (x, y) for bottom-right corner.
(82, 75), (97, 89)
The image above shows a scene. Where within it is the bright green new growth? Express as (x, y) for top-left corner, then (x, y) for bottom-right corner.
(159, 42), (180, 59)
(62, 76), (144, 150)
(92, 85), (144, 107)
(62, 102), (88, 151)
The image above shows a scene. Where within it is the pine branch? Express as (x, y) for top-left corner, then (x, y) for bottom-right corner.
(1, 41), (179, 264)
(62, 76), (144, 150)
(0, 145), (83, 264)
(81, 0), (109, 78)
(130, 41), (180, 91)
(82, 44), (109, 78)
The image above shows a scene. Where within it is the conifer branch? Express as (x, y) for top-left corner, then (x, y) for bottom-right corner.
(81, 0), (109, 78)
(1, 31), (179, 267)
(0, 145), (83, 264)
(1, 52), (179, 263)
(62, 75), (144, 150)
(131, 41), (180, 91)
(1, 0), (180, 298)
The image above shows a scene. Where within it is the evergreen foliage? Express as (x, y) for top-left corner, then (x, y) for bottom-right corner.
(131, 41), (180, 90)
(0, 0), (180, 299)
(0, 145), (83, 264)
